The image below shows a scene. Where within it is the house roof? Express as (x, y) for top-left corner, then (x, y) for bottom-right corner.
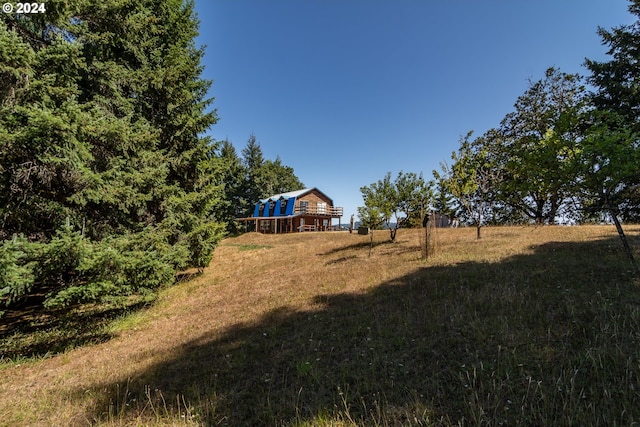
(260, 187), (334, 205)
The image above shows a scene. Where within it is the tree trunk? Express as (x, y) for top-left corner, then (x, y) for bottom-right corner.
(424, 213), (436, 259)
(534, 197), (545, 224)
(548, 195), (559, 225)
(476, 202), (483, 239)
(610, 209), (640, 274)
(369, 229), (374, 257)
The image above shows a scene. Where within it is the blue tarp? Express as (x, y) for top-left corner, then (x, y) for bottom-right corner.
(285, 197), (296, 215)
(251, 196), (297, 217)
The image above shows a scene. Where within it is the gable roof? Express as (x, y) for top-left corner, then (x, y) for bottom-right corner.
(260, 187), (333, 205)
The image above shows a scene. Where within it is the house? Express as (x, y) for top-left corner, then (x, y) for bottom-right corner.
(236, 188), (344, 233)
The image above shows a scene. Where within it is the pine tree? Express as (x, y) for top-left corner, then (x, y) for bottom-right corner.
(217, 140), (245, 233)
(239, 134), (304, 216)
(579, 1), (640, 270)
(0, 1), (226, 309)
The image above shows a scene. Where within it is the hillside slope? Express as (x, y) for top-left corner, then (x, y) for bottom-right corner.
(1, 226), (639, 426)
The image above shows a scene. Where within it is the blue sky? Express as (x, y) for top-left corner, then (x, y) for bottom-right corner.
(194, 0), (634, 221)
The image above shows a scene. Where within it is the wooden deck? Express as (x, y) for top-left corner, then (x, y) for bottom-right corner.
(236, 207), (344, 234)
(295, 206), (343, 216)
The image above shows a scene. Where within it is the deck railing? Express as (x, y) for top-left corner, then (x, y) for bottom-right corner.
(294, 206), (344, 216)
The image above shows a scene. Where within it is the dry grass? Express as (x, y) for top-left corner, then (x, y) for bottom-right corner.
(1, 225), (640, 426)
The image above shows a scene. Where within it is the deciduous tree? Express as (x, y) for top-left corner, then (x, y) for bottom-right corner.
(359, 171), (432, 242)
(435, 132), (501, 239)
(497, 67), (586, 224)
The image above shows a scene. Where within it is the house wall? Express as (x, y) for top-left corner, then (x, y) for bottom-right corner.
(292, 216), (332, 231)
(297, 189), (333, 210)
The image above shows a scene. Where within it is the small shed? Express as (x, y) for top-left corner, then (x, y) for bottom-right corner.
(423, 212), (454, 228)
(434, 213), (450, 228)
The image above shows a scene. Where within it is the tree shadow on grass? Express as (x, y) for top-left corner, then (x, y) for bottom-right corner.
(85, 236), (640, 425)
(0, 296), (149, 360)
(319, 237), (394, 255)
(2, 271), (205, 360)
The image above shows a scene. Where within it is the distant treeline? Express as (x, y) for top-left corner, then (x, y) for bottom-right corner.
(360, 2), (640, 253)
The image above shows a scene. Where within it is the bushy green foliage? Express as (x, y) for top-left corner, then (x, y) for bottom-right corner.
(359, 171), (433, 241)
(436, 43), (639, 229)
(217, 134), (305, 231)
(0, 1), (226, 312)
(435, 131), (503, 238)
(240, 135), (305, 215)
(583, 3), (640, 223)
(479, 68), (585, 225)
(0, 236), (36, 309)
(0, 222), (193, 309)
(425, 6), (640, 263)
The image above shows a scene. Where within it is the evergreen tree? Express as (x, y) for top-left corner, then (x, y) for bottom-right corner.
(218, 139), (244, 233)
(241, 134), (266, 215)
(433, 176), (455, 219)
(0, 1), (226, 309)
(586, 0), (640, 132)
(583, 0), (640, 222)
(580, 0), (640, 270)
(242, 133), (265, 172)
(238, 134), (304, 216)
(261, 157), (305, 196)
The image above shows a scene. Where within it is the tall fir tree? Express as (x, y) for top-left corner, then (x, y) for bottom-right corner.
(0, 1), (226, 309)
(217, 139), (244, 233)
(238, 134), (304, 216)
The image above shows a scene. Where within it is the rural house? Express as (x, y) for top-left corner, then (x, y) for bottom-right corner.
(237, 188), (344, 233)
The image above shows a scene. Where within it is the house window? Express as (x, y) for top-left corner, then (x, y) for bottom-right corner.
(299, 200), (309, 213)
(317, 202), (326, 214)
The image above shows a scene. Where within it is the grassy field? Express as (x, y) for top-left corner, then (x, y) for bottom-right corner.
(1, 225), (640, 426)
